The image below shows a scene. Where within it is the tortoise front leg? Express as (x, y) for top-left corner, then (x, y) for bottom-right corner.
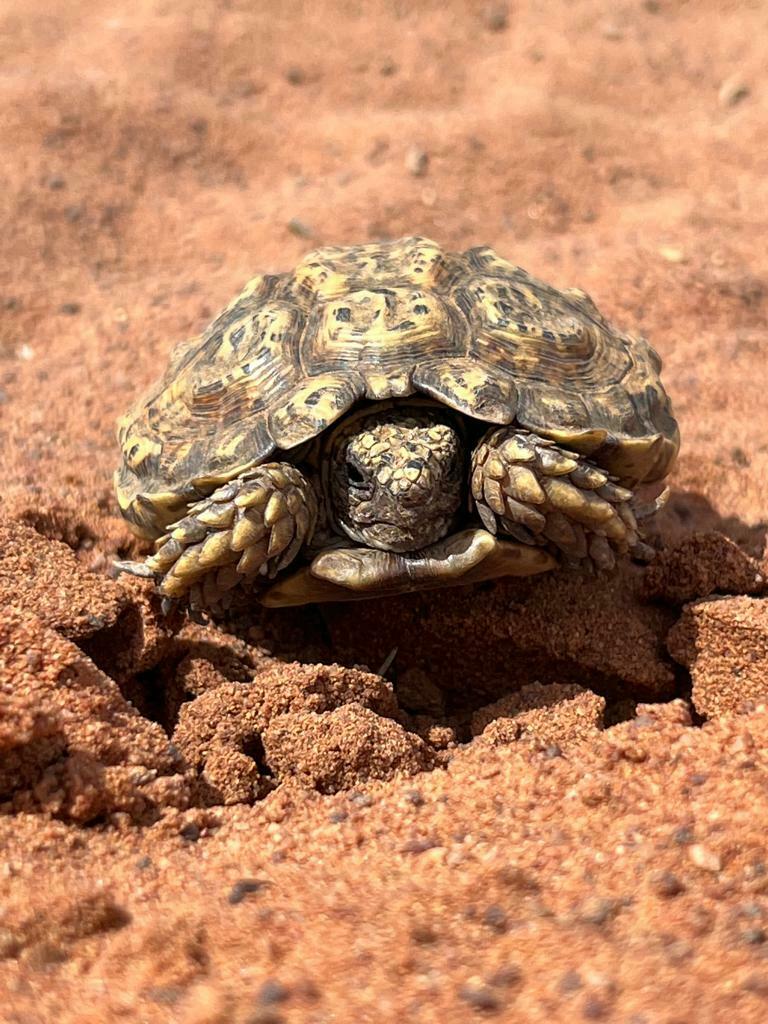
(116, 463), (317, 612)
(470, 427), (646, 571)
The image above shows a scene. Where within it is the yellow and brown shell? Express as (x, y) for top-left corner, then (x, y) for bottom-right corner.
(116, 236), (679, 538)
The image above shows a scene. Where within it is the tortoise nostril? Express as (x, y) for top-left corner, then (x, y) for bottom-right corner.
(346, 456), (373, 491)
(347, 463), (366, 485)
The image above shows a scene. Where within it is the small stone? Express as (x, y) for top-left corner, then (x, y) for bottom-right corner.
(650, 871), (686, 898)
(255, 980), (290, 1005)
(718, 75), (750, 107)
(459, 983), (500, 1011)
(481, 904), (509, 933)
(401, 837), (440, 855)
(411, 922), (438, 945)
(743, 928), (767, 945)
(672, 825), (694, 845)
(582, 995), (609, 1019)
(579, 897), (621, 926)
(577, 776), (611, 807)
(227, 878), (268, 905)
(180, 822), (201, 842)
(482, 3), (509, 31)
(688, 844), (722, 873)
(405, 147), (429, 177)
(348, 791), (374, 808)
(287, 218), (313, 239)
(659, 246), (686, 263)
(496, 864), (537, 891)
(732, 446), (750, 466)
(60, 301), (81, 315)
(328, 809), (348, 823)
(285, 67), (306, 86)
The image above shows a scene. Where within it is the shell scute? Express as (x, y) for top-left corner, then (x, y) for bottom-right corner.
(305, 286), (461, 399)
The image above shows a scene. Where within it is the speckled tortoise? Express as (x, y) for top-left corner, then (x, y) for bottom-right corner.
(114, 236), (679, 611)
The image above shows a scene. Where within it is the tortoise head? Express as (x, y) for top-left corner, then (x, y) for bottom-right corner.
(326, 408), (465, 552)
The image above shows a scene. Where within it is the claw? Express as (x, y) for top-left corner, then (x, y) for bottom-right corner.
(632, 485), (671, 521)
(113, 559), (156, 579)
(377, 646), (398, 677)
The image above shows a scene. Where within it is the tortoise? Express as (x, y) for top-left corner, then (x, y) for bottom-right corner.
(114, 236), (679, 612)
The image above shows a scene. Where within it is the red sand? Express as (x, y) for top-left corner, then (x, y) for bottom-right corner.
(1, 1), (768, 1020)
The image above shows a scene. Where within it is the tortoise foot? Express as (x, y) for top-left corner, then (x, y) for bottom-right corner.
(135, 463), (317, 611)
(470, 427), (646, 572)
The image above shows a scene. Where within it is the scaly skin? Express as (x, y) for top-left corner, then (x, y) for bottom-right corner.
(115, 413), (658, 615)
(116, 463), (318, 613)
(471, 427), (652, 572)
(326, 408), (464, 552)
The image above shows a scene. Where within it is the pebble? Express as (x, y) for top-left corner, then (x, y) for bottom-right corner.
(488, 964), (522, 988)
(718, 75), (750, 107)
(481, 904), (509, 933)
(482, 3), (509, 32)
(227, 878), (268, 905)
(650, 871), (686, 898)
(405, 147), (429, 177)
(659, 246), (686, 263)
(287, 218), (314, 239)
(254, 980), (289, 1006)
(688, 844), (722, 873)
(180, 822), (201, 842)
(458, 982), (500, 1011)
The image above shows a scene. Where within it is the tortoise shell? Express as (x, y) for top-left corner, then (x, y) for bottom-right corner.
(116, 236), (679, 538)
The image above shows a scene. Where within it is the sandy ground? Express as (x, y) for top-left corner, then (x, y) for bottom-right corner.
(1, 1), (768, 1021)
